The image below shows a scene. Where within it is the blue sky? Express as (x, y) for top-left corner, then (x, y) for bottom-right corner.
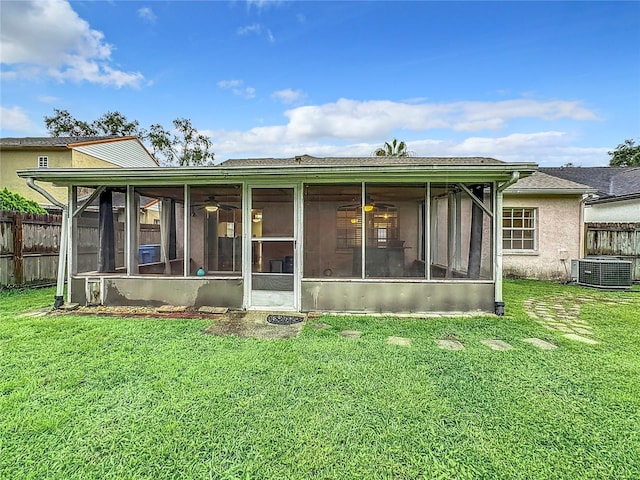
(1, 0), (639, 165)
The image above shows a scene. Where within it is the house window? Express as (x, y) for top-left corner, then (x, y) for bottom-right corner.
(336, 208), (362, 249)
(503, 207), (536, 250)
(38, 156), (48, 168)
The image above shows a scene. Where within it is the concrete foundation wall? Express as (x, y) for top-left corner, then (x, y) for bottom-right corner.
(71, 276), (243, 308)
(301, 280), (495, 313)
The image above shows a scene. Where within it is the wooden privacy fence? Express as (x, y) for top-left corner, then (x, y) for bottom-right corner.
(0, 211), (62, 287)
(1, 210), (161, 288)
(586, 222), (640, 281)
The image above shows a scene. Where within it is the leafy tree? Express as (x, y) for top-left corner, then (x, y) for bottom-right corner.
(609, 138), (640, 167)
(43, 110), (214, 166)
(93, 111), (141, 136)
(148, 119), (214, 166)
(44, 109), (97, 137)
(0, 188), (47, 214)
(374, 138), (413, 157)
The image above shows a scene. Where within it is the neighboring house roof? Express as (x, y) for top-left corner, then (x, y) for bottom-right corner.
(505, 171), (596, 195)
(1, 136), (158, 167)
(585, 192), (640, 205)
(539, 167), (640, 197)
(0, 136), (119, 147)
(221, 155), (506, 167)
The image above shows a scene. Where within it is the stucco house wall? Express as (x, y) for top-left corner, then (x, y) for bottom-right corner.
(1, 149), (71, 202)
(502, 194), (583, 281)
(1, 136), (157, 209)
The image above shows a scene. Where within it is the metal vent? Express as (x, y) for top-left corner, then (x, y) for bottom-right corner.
(577, 258), (632, 289)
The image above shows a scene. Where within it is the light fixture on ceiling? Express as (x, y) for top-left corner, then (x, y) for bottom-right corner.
(204, 204), (219, 213)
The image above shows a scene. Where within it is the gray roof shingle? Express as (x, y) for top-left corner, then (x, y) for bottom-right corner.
(506, 171), (594, 193)
(0, 136), (119, 147)
(540, 166), (640, 197)
(221, 155), (506, 167)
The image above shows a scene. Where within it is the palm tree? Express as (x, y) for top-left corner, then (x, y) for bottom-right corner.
(373, 138), (412, 157)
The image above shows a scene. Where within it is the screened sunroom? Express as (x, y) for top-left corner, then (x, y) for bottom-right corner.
(19, 156), (535, 314)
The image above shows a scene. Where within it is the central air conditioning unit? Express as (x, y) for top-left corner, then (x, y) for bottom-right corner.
(575, 258), (633, 289)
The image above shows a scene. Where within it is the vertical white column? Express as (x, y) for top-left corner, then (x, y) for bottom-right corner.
(425, 183), (431, 280)
(183, 184), (190, 276)
(494, 184), (504, 307)
(126, 185), (136, 275)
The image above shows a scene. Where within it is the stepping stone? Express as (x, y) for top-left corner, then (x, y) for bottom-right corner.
(521, 338), (558, 350)
(311, 322), (330, 330)
(18, 307), (51, 317)
(435, 339), (465, 351)
(198, 306), (228, 314)
(573, 327), (593, 335)
(562, 333), (599, 345)
(387, 336), (412, 348)
(59, 303), (79, 311)
(555, 325), (574, 333)
(340, 330), (362, 339)
(480, 339), (513, 351)
(157, 305), (188, 313)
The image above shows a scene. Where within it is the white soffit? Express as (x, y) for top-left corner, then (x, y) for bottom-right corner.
(72, 139), (157, 168)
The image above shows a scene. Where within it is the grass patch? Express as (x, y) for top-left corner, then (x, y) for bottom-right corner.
(1, 281), (639, 479)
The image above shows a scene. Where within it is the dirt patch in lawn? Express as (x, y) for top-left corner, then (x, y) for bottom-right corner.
(50, 304), (223, 320)
(203, 310), (305, 339)
(48, 305), (306, 340)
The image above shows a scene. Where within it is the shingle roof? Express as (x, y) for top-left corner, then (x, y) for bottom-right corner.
(221, 155), (506, 167)
(505, 171), (594, 194)
(0, 136), (119, 147)
(540, 167), (640, 197)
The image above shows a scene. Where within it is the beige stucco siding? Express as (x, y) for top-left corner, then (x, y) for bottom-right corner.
(1, 149), (70, 204)
(502, 194), (583, 281)
(1, 148), (120, 207)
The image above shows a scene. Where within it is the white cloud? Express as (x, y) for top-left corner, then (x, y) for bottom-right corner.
(237, 23), (275, 42)
(217, 79), (256, 99)
(37, 95), (60, 104)
(246, 0), (284, 11)
(217, 79), (243, 89)
(138, 7), (157, 23)
(237, 23), (261, 35)
(0, 106), (34, 132)
(275, 98), (599, 141)
(204, 97), (604, 166)
(271, 88), (305, 105)
(266, 29), (275, 43)
(210, 130), (609, 167)
(0, 0), (144, 88)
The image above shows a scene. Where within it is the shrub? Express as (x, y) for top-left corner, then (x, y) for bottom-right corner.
(0, 188), (47, 214)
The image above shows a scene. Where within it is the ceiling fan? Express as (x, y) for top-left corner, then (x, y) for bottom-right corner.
(338, 195), (396, 212)
(193, 196), (237, 213)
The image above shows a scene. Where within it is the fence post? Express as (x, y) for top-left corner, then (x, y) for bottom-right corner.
(12, 213), (23, 285)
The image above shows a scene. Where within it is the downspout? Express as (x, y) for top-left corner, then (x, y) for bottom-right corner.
(494, 172), (521, 315)
(26, 178), (68, 309)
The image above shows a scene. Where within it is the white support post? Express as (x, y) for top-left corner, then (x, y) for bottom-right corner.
(183, 184), (190, 276)
(425, 183), (431, 280)
(126, 185), (137, 275)
(494, 185), (504, 314)
(494, 172), (520, 315)
(66, 186), (75, 303)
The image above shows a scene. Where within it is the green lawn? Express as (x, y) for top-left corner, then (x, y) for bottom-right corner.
(1, 281), (639, 479)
